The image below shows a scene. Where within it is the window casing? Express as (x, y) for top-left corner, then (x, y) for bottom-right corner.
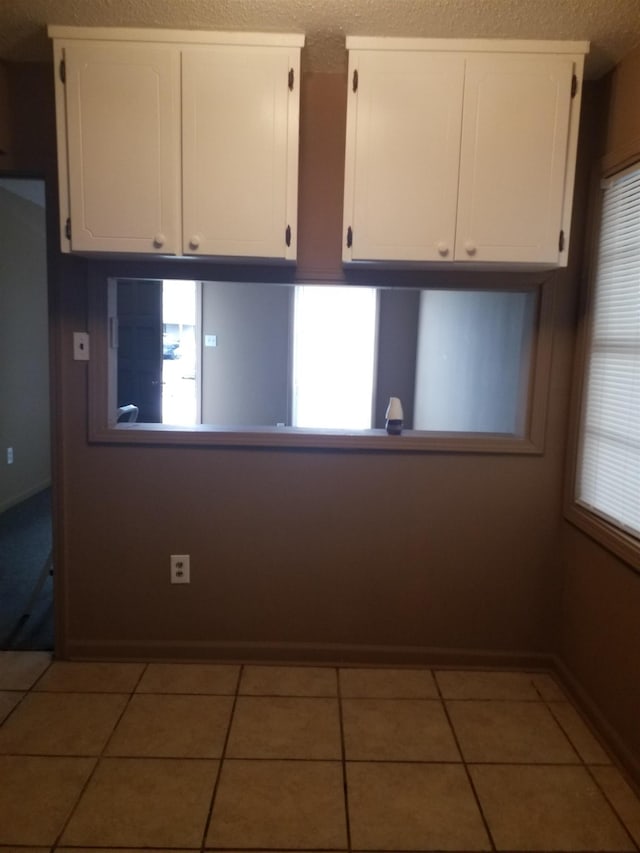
(87, 260), (554, 454)
(569, 162), (640, 569)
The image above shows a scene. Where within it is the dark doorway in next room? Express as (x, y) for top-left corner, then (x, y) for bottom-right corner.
(0, 176), (53, 650)
(0, 487), (53, 649)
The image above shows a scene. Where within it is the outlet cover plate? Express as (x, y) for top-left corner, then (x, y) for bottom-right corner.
(170, 554), (190, 584)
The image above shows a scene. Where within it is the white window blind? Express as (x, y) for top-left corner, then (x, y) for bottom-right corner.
(576, 162), (640, 541)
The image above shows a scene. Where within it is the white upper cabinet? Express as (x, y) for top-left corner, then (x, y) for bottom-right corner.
(182, 45), (298, 259)
(343, 38), (589, 267)
(455, 53), (575, 264)
(61, 41), (180, 255)
(49, 27), (303, 260)
(343, 51), (465, 262)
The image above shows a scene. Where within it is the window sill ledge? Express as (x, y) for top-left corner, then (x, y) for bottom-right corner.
(92, 422), (542, 454)
(564, 503), (640, 574)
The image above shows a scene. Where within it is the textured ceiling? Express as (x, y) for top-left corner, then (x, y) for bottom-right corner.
(0, 0), (639, 78)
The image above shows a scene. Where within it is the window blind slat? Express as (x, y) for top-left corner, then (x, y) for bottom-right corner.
(576, 162), (640, 544)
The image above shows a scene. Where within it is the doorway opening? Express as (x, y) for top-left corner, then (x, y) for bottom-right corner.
(0, 176), (53, 650)
(116, 279), (199, 426)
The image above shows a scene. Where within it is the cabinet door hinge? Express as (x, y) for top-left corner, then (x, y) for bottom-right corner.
(59, 58), (66, 84)
(571, 74), (578, 98)
(559, 229), (565, 252)
(288, 68), (294, 91)
(346, 226), (353, 248)
(65, 217), (71, 240)
(352, 69), (359, 93)
(285, 224), (292, 247)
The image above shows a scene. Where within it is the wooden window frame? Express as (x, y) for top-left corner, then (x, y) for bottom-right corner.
(564, 160), (640, 573)
(87, 258), (554, 455)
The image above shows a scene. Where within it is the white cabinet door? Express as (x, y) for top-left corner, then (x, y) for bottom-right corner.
(64, 42), (180, 254)
(343, 51), (465, 262)
(182, 45), (299, 259)
(455, 53), (574, 264)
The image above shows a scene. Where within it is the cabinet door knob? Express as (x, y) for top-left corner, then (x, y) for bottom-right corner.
(153, 233), (166, 248)
(189, 235), (201, 250)
(464, 241), (477, 256)
(437, 242), (449, 257)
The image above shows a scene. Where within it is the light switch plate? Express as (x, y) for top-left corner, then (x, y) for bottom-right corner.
(73, 332), (90, 361)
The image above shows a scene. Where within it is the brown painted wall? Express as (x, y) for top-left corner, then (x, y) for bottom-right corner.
(560, 49), (640, 776)
(0, 61), (13, 169)
(8, 65), (591, 665)
(4, 62), (56, 177)
(561, 526), (640, 772)
(603, 43), (640, 173)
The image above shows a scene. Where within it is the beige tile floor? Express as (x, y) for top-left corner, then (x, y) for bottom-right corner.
(1, 652), (640, 851)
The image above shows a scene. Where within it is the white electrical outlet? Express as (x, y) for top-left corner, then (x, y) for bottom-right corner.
(170, 554), (190, 584)
(6, 447), (13, 464)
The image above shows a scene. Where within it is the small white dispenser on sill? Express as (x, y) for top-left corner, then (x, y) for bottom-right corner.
(385, 397), (404, 435)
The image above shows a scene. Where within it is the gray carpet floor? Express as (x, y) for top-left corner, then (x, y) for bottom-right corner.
(0, 488), (54, 650)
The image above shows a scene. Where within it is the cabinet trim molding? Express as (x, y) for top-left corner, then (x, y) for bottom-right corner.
(48, 26), (304, 48)
(345, 36), (589, 55)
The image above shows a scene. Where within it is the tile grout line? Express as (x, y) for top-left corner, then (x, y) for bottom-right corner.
(541, 690), (601, 763)
(527, 678), (584, 765)
(50, 661), (150, 850)
(538, 680), (614, 761)
(3, 660), (640, 851)
(199, 662), (244, 853)
(0, 752), (600, 765)
(29, 653), (55, 690)
(584, 762), (640, 853)
(0, 689), (31, 728)
(15, 848), (639, 853)
(336, 666), (353, 853)
(435, 670), (497, 853)
(0, 653), (56, 727)
(535, 678), (640, 852)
